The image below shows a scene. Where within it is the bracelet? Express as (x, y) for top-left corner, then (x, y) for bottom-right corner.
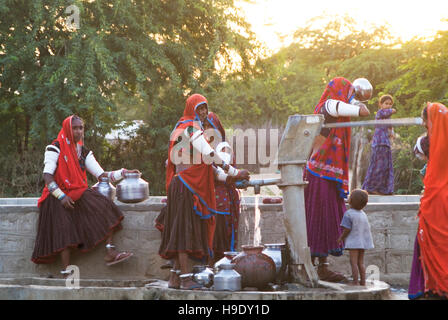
(47, 181), (59, 193)
(108, 169), (124, 182)
(50, 186), (66, 200)
(227, 166), (239, 177)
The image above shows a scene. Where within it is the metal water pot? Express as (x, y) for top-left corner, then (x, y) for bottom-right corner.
(262, 243), (286, 282)
(213, 263), (241, 291)
(192, 265), (214, 288)
(116, 172), (149, 203)
(214, 251), (239, 271)
(92, 176), (116, 200)
(353, 78), (373, 102)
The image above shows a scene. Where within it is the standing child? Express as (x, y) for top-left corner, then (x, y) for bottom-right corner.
(362, 95), (397, 195)
(337, 189), (374, 286)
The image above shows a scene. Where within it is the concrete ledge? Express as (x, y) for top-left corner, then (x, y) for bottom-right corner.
(144, 280), (391, 300)
(0, 277), (391, 300)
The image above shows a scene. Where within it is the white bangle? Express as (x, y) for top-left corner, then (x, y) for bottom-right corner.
(109, 169), (124, 182)
(227, 165), (239, 177)
(51, 188), (66, 200)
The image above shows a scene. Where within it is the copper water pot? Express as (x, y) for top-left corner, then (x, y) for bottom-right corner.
(232, 245), (276, 290)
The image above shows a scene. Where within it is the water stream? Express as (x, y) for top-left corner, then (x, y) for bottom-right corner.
(253, 194), (261, 246)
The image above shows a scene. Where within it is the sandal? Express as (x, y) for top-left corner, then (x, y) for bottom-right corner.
(60, 269), (72, 279)
(105, 245), (134, 266)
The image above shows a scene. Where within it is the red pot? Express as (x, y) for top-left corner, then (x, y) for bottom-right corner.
(232, 245), (276, 290)
(262, 197), (283, 204)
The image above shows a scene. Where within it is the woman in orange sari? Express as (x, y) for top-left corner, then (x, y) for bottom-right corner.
(160, 94), (245, 289)
(412, 102), (448, 299)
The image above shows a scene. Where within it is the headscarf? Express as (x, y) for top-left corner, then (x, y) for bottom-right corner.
(205, 111), (226, 141)
(166, 94), (217, 252)
(37, 115), (88, 207)
(418, 102), (448, 297)
(166, 94), (208, 193)
(307, 77), (355, 198)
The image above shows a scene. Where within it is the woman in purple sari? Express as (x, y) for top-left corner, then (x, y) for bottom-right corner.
(362, 95), (396, 195)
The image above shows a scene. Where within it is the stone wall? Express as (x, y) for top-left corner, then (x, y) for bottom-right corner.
(0, 197), (419, 285)
(0, 198), (167, 280)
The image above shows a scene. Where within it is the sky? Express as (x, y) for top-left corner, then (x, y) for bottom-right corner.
(236, 0), (448, 53)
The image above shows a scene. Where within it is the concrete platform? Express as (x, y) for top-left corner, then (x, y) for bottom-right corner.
(0, 277), (393, 300)
(0, 277), (156, 300)
(144, 280), (392, 300)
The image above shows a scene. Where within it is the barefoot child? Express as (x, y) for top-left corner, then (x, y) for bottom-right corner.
(337, 189), (374, 285)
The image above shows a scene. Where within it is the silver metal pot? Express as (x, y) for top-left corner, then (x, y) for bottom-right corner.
(192, 265), (214, 288)
(353, 78), (373, 102)
(213, 263), (241, 291)
(214, 251), (239, 271)
(263, 243), (287, 283)
(92, 176), (116, 200)
(116, 172), (149, 203)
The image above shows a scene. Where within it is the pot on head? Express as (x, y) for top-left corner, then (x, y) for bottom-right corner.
(353, 78), (373, 102)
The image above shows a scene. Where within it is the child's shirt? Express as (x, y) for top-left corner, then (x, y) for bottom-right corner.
(372, 108), (394, 147)
(340, 208), (374, 250)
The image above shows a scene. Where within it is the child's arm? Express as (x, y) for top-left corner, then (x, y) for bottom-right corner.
(337, 227), (351, 245)
(378, 108), (396, 119)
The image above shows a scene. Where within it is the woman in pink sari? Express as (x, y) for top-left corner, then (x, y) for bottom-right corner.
(305, 77), (371, 282)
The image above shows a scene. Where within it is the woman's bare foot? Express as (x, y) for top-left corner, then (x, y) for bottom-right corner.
(180, 275), (204, 290)
(347, 280), (360, 286)
(317, 265), (347, 283)
(168, 269), (180, 289)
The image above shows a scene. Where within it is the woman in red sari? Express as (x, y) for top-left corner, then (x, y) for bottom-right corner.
(32, 115), (136, 277)
(412, 102), (448, 299)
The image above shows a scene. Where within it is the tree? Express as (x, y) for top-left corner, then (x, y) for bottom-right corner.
(0, 0), (258, 196)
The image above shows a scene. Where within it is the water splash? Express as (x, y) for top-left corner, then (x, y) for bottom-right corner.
(253, 194), (262, 246)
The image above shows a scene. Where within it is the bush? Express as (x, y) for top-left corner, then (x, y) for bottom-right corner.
(0, 151), (44, 197)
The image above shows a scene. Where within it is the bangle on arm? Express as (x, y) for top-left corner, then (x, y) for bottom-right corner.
(47, 181), (66, 201)
(108, 168), (124, 183)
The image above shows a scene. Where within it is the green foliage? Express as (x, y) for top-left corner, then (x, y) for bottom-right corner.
(207, 15), (445, 195)
(0, 0), (257, 196)
(0, 151), (44, 197)
(1, 7), (447, 196)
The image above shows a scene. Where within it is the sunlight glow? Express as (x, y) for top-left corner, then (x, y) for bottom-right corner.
(236, 0), (448, 53)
